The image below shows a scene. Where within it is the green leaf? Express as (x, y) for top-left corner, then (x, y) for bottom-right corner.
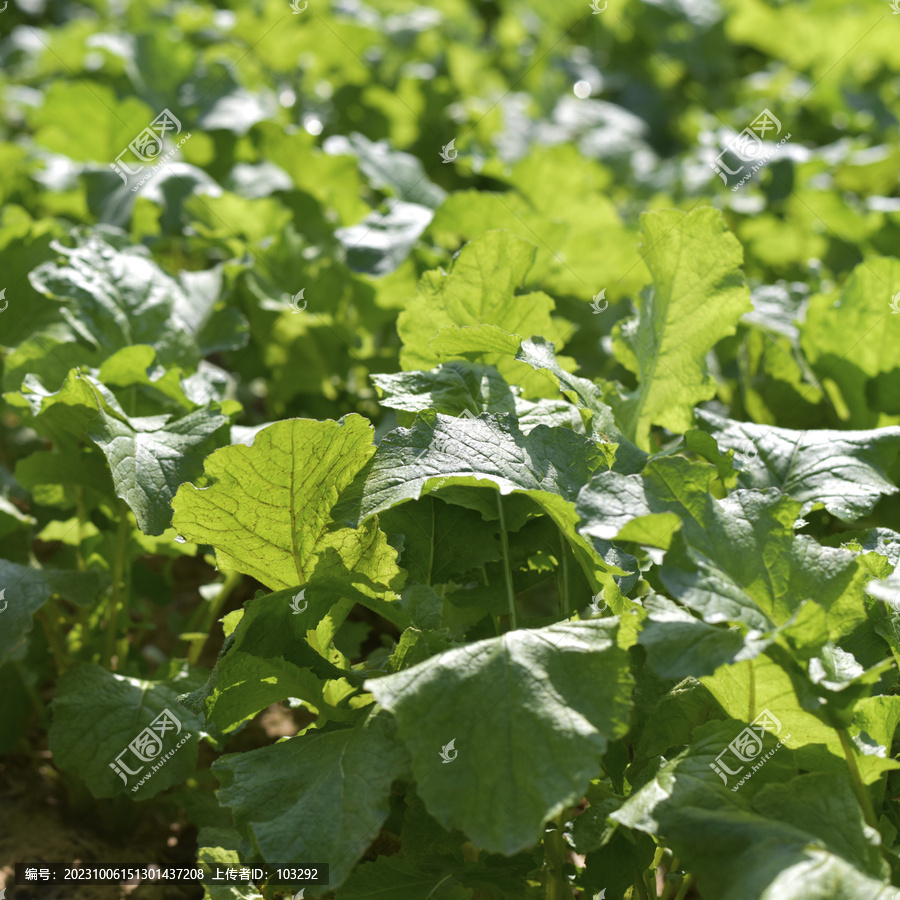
(335, 199), (435, 276)
(0, 561), (106, 667)
(514, 336), (646, 474)
(89, 402), (231, 535)
(366, 619), (632, 854)
(171, 416), (406, 601)
(333, 412), (628, 594)
(49, 662), (206, 799)
(801, 257), (900, 427)
(576, 457), (868, 642)
(379, 495), (502, 587)
(181, 586), (369, 733)
(324, 132), (446, 210)
(214, 710), (409, 894)
(29, 226), (204, 368)
(397, 231), (565, 377)
(697, 410), (900, 521)
(197, 826), (265, 900)
(371, 362), (517, 416)
(610, 208), (752, 449)
(638, 594), (773, 681)
(616, 721), (891, 897)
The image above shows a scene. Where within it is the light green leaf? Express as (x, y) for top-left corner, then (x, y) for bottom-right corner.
(397, 231), (564, 377)
(800, 257), (900, 427)
(197, 826), (265, 900)
(366, 619), (632, 854)
(610, 208), (752, 449)
(171, 416), (405, 602)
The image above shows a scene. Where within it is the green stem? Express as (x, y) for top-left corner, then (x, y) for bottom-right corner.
(673, 874), (693, 900)
(75, 487), (86, 572)
(543, 813), (572, 900)
(186, 569), (243, 666)
(36, 605), (68, 675)
(14, 660), (46, 718)
(558, 531), (570, 617)
(632, 867), (651, 900)
(838, 725), (879, 828)
(496, 492), (518, 631)
(104, 501), (131, 669)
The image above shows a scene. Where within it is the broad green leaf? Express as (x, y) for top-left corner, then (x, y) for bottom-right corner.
(49, 662), (206, 799)
(89, 403), (231, 535)
(30, 227), (203, 366)
(333, 412), (628, 595)
(576, 457), (868, 641)
(638, 594), (774, 681)
(800, 257), (900, 428)
(610, 208), (752, 449)
(171, 416), (405, 601)
(181, 586), (372, 733)
(0, 561), (106, 667)
(366, 619), (632, 855)
(323, 132), (446, 210)
(397, 231), (565, 376)
(700, 653), (900, 783)
(214, 710), (409, 893)
(27, 81), (155, 162)
(697, 410), (900, 521)
(371, 362), (517, 416)
(335, 199), (434, 276)
(379, 495), (502, 587)
(514, 336), (646, 474)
